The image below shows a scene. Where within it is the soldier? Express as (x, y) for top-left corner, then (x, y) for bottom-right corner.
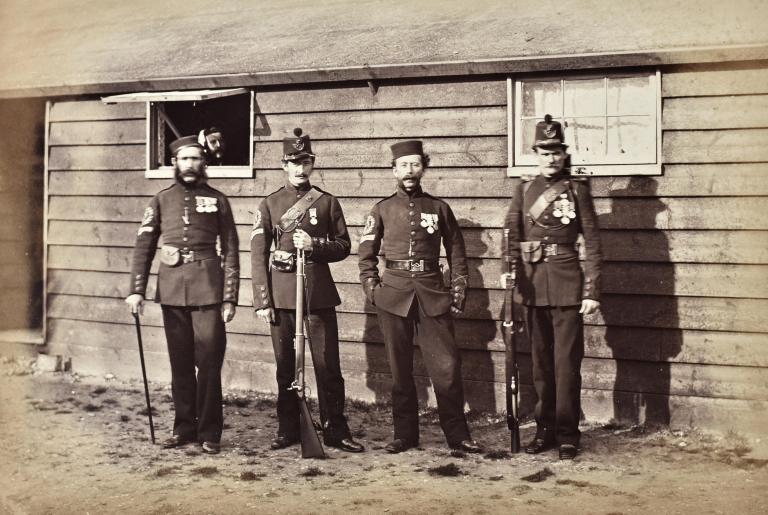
(125, 135), (239, 455)
(358, 140), (481, 454)
(198, 126), (225, 166)
(501, 115), (602, 460)
(251, 128), (364, 453)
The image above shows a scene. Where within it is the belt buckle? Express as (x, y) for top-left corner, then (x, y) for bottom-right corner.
(409, 260), (424, 272)
(181, 250), (194, 264)
(543, 244), (557, 256)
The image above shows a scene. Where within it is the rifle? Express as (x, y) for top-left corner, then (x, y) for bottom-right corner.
(290, 248), (325, 458)
(132, 312), (156, 444)
(502, 229), (521, 453)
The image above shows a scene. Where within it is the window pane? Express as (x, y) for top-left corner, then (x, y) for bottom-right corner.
(521, 81), (562, 117)
(564, 117), (605, 161)
(608, 76), (652, 115)
(519, 118), (542, 158)
(607, 116), (654, 160)
(563, 79), (604, 117)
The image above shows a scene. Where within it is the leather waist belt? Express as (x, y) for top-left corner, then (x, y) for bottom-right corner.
(523, 242), (576, 257)
(180, 248), (218, 264)
(385, 259), (440, 272)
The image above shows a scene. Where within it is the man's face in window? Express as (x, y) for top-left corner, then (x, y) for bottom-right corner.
(172, 146), (206, 184)
(282, 156), (314, 187)
(205, 131), (225, 164)
(535, 147), (567, 178)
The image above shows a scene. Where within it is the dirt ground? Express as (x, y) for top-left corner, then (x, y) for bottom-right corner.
(1, 357), (766, 515)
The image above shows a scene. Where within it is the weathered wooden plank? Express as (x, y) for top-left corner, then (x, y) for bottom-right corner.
(48, 168), (516, 198)
(47, 283), (768, 333)
(664, 95), (768, 130)
(594, 197), (768, 230)
(49, 100), (145, 122)
(48, 242), (768, 299)
(46, 219), (768, 264)
(255, 80), (506, 113)
(601, 229), (768, 264)
(48, 194), (768, 229)
(663, 129), (768, 163)
(255, 107), (506, 140)
(663, 65), (768, 97)
(49, 119), (145, 146)
(48, 144), (145, 170)
(46, 316), (768, 402)
(254, 137), (508, 168)
(47, 272), (768, 367)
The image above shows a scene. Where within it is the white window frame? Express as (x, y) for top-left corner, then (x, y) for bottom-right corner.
(506, 70), (662, 177)
(102, 88), (254, 179)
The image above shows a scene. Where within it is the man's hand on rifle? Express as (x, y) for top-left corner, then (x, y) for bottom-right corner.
(221, 302), (236, 323)
(256, 307), (275, 324)
(500, 273), (515, 290)
(292, 229), (313, 251)
(579, 299), (600, 316)
(125, 294), (144, 315)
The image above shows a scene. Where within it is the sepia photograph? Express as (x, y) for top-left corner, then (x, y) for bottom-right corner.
(0, 0), (766, 513)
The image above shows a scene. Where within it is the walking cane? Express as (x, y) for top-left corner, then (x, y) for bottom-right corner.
(132, 312), (156, 444)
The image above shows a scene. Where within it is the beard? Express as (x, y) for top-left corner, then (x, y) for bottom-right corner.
(174, 163), (206, 186)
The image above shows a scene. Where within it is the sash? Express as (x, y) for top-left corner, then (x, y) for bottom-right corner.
(277, 187), (323, 232)
(527, 180), (570, 222)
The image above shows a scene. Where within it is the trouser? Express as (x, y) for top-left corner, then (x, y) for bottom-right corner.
(527, 304), (584, 446)
(376, 301), (470, 445)
(270, 307), (350, 441)
(161, 304), (227, 443)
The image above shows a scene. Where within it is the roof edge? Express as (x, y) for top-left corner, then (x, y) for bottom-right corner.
(2, 42), (767, 100)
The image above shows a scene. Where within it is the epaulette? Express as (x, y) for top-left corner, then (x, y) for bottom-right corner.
(375, 192), (397, 205)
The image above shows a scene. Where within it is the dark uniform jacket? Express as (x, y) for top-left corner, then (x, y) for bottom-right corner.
(358, 186), (468, 317)
(129, 181), (240, 306)
(503, 172), (602, 306)
(250, 182), (350, 310)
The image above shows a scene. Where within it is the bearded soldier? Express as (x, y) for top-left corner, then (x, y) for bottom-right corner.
(358, 140), (481, 454)
(125, 136), (239, 454)
(502, 115), (602, 460)
(251, 128), (364, 453)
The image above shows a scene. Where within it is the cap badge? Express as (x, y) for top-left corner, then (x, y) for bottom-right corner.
(544, 125), (557, 138)
(293, 139), (305, 151)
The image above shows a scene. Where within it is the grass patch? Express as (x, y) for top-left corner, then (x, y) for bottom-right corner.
(239, 471), (265, 481)
(556, 478), (592, 488)
(82, 403), (102, 412)
(449, 449), (466, 458)
(154, 466), (179, 477)
(300, 466), (325, 477)
(521, 467), (554, 483)
(91, 386), (108, 395)
(190, 466), (219, 477)
(484, 449), (510, 460)
(427, 463), (462, 477)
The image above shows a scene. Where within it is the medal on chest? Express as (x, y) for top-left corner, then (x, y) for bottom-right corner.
(309, 207), (318, 225)
(552, 193), (576, 224)
(420, 213), (439, 234)
(195, 196), (218, 213)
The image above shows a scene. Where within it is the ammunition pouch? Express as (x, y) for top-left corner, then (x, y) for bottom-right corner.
(159, 245), (181, 267)
(270, 250), (296, 273)
(520, 241), (543, 264)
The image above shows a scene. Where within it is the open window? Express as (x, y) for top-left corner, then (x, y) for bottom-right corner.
(102, 88), (254, 178)
(507, 71), (661, 176)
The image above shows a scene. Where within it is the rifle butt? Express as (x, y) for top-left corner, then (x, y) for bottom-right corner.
(299, 397), (325, 459)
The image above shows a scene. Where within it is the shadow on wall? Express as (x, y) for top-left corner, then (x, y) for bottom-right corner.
(360, 218), (499, 413)
(599, 176), (682, 426)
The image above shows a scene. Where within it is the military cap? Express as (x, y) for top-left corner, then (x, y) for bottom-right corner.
(169, 135), (204, 155)
(532, 114), (568, 149)
(283, 127), (314, 160)
(390, 140), (424, 160)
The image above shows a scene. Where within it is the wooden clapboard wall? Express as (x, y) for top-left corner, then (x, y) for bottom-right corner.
(45, 62), (768, 433)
